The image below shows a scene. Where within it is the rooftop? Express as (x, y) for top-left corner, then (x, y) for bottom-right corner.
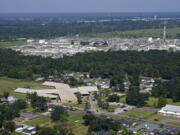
(160, 105), (180, 113)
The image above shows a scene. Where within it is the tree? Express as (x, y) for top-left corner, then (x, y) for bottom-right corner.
(126, 86), (149, 106)
(0, 129), (10, 135)
(3, 92), (9, 99)
(26, 93), (47, 112)
(51, 106), (68, 121)
(157, 97), (167, 108)
(35, 126), (74, 135)
(3, 120), (15, 133)
(85, 102), (90, 111)
(83, 114), (122, 133)
(35, 127), (57, 135)
(75, 92), (82, 104)
(107, 94), (120, 102)
(14, 99), (27, 109)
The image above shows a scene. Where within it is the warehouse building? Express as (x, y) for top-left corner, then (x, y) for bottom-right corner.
(158, 105), (180, 118)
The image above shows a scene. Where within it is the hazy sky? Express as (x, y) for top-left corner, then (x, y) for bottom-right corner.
(0, 0), (180, 13)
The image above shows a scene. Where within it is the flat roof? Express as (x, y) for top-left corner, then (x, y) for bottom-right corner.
(15, 82), (98, 103)
(42, 81), (70, 89)
(161, 105), (180, 113)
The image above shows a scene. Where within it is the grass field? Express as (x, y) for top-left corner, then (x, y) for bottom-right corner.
(68, 114), (88, 135)
(135, 130), (144, 135)
(125, 109), (153, 119)
(0, 40), (26, 48)
(167, 122), (180, 127)
(46, 113), (88, 135)
(77, 27), (180, 39)
(120, 95), (126, 104)
(146, 97), (180, 107)
(23, 116), (51, 126)
(0, 77), (51, 99)
(145, 113), (167, 122)
(24, 104), (35, 112)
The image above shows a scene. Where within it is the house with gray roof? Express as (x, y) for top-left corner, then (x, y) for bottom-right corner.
(129, 122), (159, 134)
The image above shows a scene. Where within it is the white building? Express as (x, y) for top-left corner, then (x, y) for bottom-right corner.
(15, 81), (98, 104)
(158, 105), (180, 118)
(39, 39), (46, 44)
(27, 39), (34, 43)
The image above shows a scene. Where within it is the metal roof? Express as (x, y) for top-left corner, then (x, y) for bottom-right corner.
(161, 105), (180, 113)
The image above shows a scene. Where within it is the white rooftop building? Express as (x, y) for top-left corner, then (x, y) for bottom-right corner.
(15, 81), (98, 104)
(158, 105), (180, 118)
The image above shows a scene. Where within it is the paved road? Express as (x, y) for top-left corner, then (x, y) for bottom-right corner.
(89, 94), (105, 114)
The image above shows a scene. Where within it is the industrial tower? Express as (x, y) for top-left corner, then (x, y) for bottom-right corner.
(163, 21), (167, 44)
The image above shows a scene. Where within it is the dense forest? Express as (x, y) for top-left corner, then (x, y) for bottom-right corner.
(0, 49), (179, 81)
(0, 49), (180, 101)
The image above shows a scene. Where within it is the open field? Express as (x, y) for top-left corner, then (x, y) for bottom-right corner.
(146, 97), (180, 107)
(46, 113), (88, 135)
(167, 122), (180, 127)
(23, 116), (51, 126)
(78, 27), (180, 39)
(0, 77), (51, 99)
(0, 41), (26, 48)
(68, 114), (88, 135)
(125, 109), (153, 119)
(145, 113), (168, 122)
(120, 95), (126, 104)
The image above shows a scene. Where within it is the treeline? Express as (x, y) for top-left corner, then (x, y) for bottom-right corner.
(0, 19), (180, 41)
(152, 77), (180, 102)
(0, 49), (179, 80)
(83, 114), (133, 135)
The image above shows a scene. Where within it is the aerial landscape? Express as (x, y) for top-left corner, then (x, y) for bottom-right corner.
(0, 0), (180, 135)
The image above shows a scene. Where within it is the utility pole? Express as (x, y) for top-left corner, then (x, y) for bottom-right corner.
(163, 21), (167, 44)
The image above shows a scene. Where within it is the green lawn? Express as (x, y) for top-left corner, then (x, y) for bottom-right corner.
(0, 77), (51, 99)
(23, 116), (51, 126)
(135, 130), (144, 135)
(46, 113), (88, 135)
(120, 96), (126, 104)
(0, 40), (26, 48)
(24, 104), (35, 112)
(125, 109), (153, 119)
(146, 97), (180, 107)
(167, 122), (180, 127)
(145, 113), (167, 122)
(68, 114), (88, 135)
(169, 102), (180, 106)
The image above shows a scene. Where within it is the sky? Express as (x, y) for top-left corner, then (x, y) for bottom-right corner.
(0, 0), (180, 13)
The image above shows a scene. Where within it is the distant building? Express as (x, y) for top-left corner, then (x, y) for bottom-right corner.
(158, 105), (180, 118)
(27, 39), (34, 43)
(39, 39), (46, 44)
